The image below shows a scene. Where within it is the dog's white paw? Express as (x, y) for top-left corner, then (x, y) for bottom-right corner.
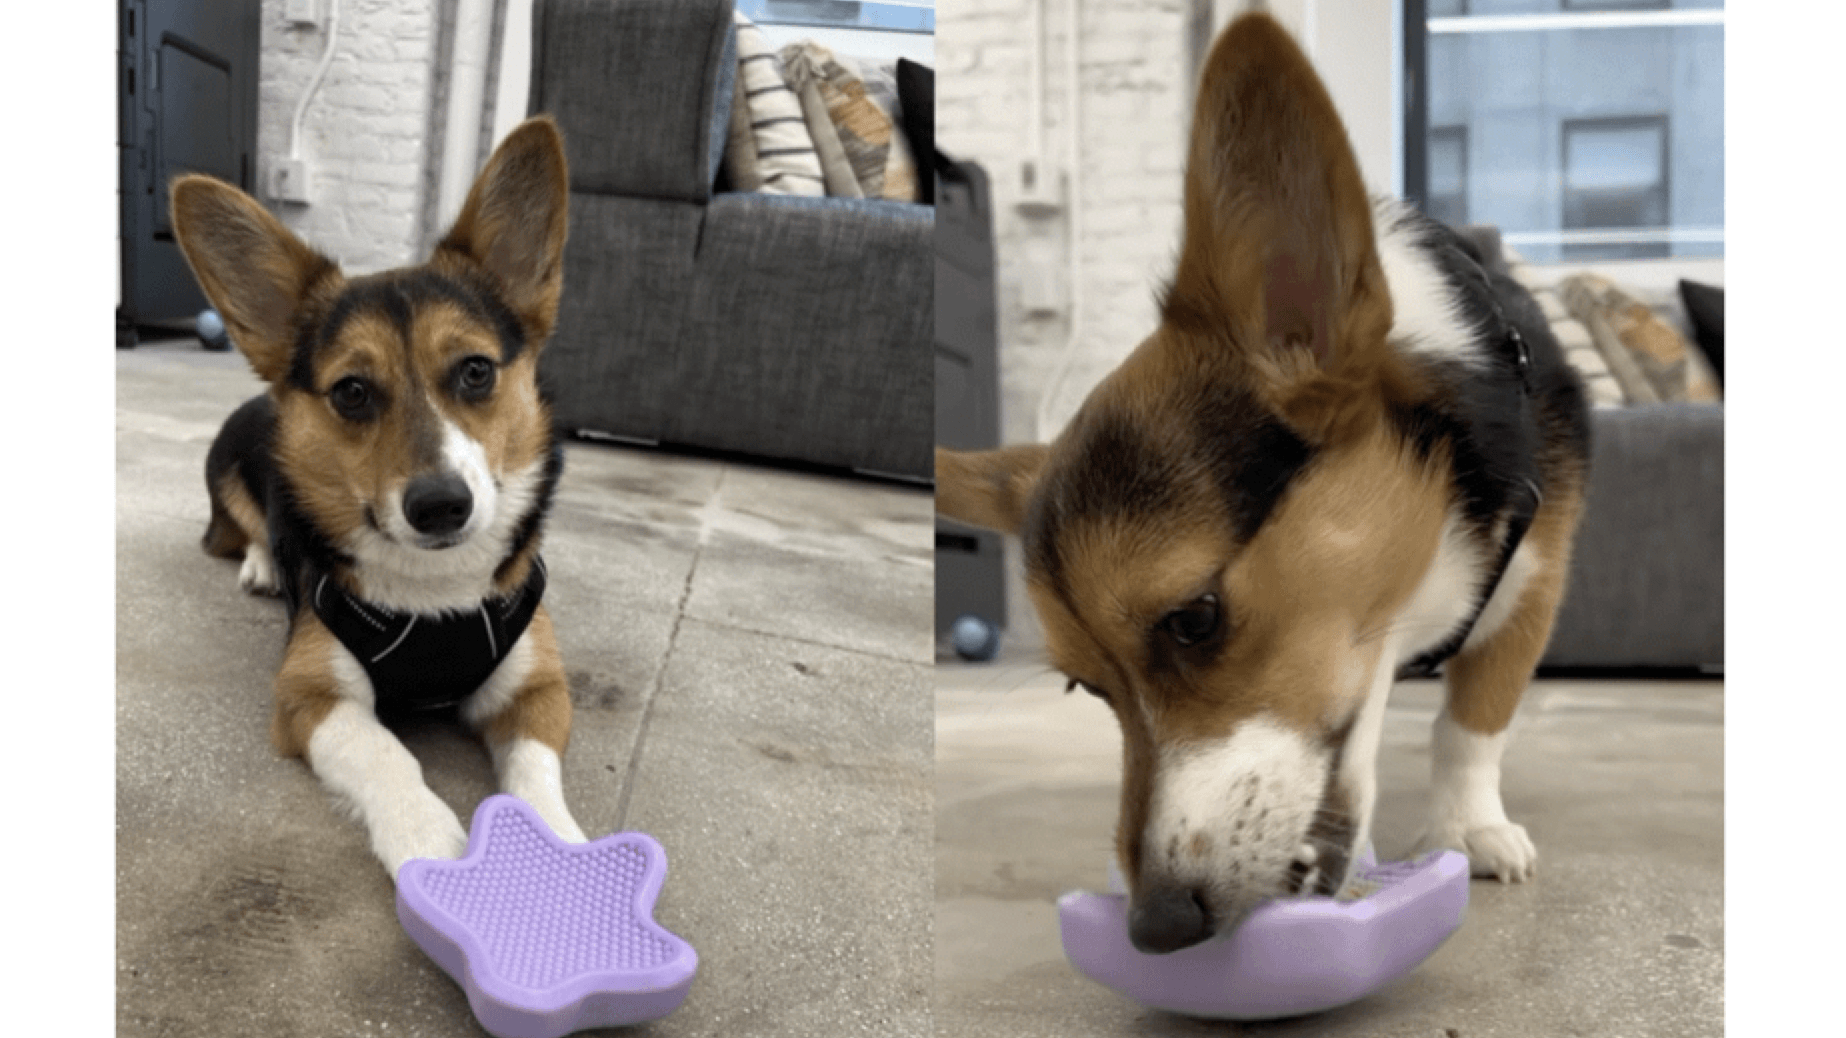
(376, 796), (470, 879)
(238, 545), (280, 596)
(1416, 821), (1537, 883)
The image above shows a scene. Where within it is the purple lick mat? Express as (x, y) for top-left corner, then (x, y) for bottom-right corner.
(396, 795), (698, 1038)
(1059, 847), (1469, 1020)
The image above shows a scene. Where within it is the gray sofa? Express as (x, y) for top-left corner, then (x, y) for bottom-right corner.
(1543, 402), (1723, 670)
(528, 0), (933, 479)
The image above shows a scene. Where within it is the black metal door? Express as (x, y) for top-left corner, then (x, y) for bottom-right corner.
(118, 0), (260, 340)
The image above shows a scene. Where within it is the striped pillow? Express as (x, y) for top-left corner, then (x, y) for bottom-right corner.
(733, 13), (824, 197)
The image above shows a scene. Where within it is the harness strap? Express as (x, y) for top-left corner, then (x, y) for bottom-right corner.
(311, 556), (547, 712)
(1397, 479), (1540, 679)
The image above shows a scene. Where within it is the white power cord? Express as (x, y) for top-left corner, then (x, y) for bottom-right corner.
(1034, 0), (1086, 442)
(289, 0), (342, 160)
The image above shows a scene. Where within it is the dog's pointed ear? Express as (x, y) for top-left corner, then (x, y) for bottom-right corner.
(170, 175), (338, 384)
(936, 445), (1049, 535)
(438, 116), (570, 345)
(1166, 14), (1399, 437)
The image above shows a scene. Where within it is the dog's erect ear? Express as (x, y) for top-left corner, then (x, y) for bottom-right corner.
(170, 176), (338, 384)
(438, 116), (570, 345)
(1167, 14), (1399, 437)
(936, 445), (1049, 535)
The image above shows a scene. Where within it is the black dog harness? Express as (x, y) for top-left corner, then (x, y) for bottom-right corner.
(311, 556), (547, 713)
(1396, 317), (1544, 680)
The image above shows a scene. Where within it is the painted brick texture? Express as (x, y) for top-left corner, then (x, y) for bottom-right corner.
(939, 0), (1193, 445)
(257, 0), (438, 274)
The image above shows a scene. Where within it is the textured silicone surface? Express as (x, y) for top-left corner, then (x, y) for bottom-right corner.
(397, 796), (697, 1038)
(1059, 846), (1468, 1020)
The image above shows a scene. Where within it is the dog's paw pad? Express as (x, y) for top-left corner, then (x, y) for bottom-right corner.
(397, 795), (697, 1033)
(238, 551), (280, 596)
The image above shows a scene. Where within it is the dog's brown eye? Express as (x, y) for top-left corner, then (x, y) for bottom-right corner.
(1161, 594), (1222, 647)
(329, 377), (373, 418)
(456, 356), (496, 397)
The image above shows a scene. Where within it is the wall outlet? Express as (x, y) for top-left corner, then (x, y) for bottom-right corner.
(285, 0), (320, 27)
(272, 159), (311, 204)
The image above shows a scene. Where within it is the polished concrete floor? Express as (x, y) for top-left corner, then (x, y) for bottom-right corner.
(116, 341), (933, 1038)
(936, 663), (1723, 1038)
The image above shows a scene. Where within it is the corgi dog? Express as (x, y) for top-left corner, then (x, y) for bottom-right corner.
(172, 117), (586, 877)
(936, 15), (1589, 953)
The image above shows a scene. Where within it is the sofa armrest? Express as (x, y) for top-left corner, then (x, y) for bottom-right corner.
(529, 0), (734, 202)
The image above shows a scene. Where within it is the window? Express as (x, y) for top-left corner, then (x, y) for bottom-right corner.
(735, 0), (933, 64)
(1562, 1), (1670, 10)
(1404, 0), (1722, 263)
(1562, 115), (1669, 259)
(1428, 126), (1468, 227)
(738, 0), (934, 34)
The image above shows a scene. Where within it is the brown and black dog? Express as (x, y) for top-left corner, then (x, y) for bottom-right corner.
(937, 15), (1589, 953)
(172, 117), (586, 878)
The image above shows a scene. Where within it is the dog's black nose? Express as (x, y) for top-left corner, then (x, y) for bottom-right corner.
(1128, 884), (1212, 954)
(403, 473), (473, 537)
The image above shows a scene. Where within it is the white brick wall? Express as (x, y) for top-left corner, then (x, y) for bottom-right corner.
(939, 0), (1192, 445)
(258, 0), (439, 274)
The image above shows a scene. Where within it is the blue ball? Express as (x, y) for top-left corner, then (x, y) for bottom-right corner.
(951, 616), (1000, 661)
(197, 309), (225, 342)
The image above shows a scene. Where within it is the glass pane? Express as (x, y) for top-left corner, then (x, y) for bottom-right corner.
(1425, 16), (1722, 262)
(1565, 120), (1663, 192)
(1429, 127), (1468, 226)
(740, 0), (936, 33)
(1445, 1), (1723, 13)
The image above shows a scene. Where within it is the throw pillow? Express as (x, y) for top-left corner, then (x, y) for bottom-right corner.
(786, 65), (864, 197)
(780, 41), (913, 201)
(857, 58), (921, 204)
(1560, 273), (1721, 404)
(1679, 279), (1724, 385)
(896, 59), (934, 203)
(1536, 290), (1626, 408)
(733, 13), (824, 197)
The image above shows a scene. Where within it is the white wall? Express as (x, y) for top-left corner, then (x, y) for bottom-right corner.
(1252, 0), (1402, 197)
(258, 0), (440, 273)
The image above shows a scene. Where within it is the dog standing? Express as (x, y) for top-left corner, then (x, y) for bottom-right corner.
(936, 15), (1589, 953)
(172, 117), (587, 877)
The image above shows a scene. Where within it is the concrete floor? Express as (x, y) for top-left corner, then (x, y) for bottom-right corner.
(936, 663), (1723, 1038)
(116, 341), (933, 1038)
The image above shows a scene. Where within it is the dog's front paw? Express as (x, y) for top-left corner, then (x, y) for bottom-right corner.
(377, 800), (470, 879)
(1415, 821), (1537, 883)
(238, 545), (281, 596)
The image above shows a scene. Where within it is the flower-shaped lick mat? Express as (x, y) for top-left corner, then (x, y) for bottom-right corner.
(396, 795), (697, 1038)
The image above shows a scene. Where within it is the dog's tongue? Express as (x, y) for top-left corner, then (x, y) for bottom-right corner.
(1061, 846), (1468, 1020)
